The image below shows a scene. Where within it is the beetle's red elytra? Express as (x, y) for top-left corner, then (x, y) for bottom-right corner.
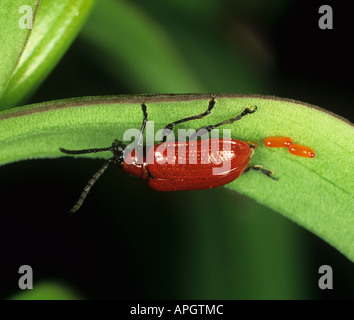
(264, 136), (315, 158)
(124, 139), (252, 191)
(60, 98), (277, 213)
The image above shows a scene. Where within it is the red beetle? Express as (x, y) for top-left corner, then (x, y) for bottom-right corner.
(124, 139), (252, 191)
(60, 98), (277, 213)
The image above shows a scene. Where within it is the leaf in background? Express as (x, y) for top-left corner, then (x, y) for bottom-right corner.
(0, 94), (353, 261)
(80, 0), (203, 93)
(0, 0), (40, 100)
(0, 0), (96, 110)
(10, 281), (82, 300)
(80, 0), (285, 94)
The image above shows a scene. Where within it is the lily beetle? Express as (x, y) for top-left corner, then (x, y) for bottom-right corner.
(60, 98), (277, 213)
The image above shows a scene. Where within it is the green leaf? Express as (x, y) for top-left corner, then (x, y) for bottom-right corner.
(0, 0), (96, 110)
(9, 281), (82, 300)
(0, 94), (353, 261)
(80, 0), (203, 93)
(0, 0), (40, 99)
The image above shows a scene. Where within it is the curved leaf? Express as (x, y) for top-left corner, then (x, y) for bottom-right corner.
(0, 0), (40, 99)
(80, 0), (203, 93)
(0, 0), (96, 109)
(0, 94), (353, 261)
(10, 281), (82, 300)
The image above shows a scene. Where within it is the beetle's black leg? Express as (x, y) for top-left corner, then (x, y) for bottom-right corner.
(243, 165), (278, 181)
(59, 146), (113, 155)
(136, 103), (148, 147)
(161, 98), (216, 142)
(190, 105), (257, 140)
(69, 158), (114, 214)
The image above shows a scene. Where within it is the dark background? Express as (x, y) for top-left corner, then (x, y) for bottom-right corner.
(1, 0), (353, 299)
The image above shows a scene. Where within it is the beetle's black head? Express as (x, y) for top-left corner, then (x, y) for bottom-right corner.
(111, 139), (127, 166)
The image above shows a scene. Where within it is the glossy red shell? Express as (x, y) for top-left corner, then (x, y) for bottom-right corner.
(123, 139), (251, 191)
(123, 151), (148, 179)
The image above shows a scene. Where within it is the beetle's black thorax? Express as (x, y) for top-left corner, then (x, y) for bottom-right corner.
(111, 139), (126, 166)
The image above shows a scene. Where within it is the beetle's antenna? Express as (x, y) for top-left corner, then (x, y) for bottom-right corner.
(69, 158), (114, 214)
